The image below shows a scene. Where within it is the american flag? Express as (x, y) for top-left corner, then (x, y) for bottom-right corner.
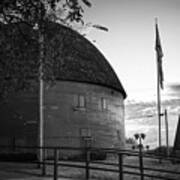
(155, 21), (164, 89)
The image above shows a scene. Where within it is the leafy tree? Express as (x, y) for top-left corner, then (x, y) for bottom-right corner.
(0, 0), (108, 162)
(126, 137), (137, 145)
(0, 0), (93, 99)
(0, 0), (95, 161)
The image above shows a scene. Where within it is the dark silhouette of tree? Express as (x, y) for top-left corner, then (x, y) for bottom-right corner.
(0, 0), (93, 99)
(0, 0), (94, 161)
(0, 0), (108, 161)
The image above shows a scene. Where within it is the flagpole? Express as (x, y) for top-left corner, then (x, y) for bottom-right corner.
(156, 49), (162, 153)
(155, 18), (162, 158)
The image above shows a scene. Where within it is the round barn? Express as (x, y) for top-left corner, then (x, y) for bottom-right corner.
(0, 23), (127, 157)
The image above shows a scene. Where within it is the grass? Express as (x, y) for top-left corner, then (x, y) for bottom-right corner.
(40, 154), (180, 180)
(0, 149), (180, 180)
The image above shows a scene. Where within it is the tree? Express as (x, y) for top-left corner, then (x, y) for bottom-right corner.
(0, 0), (108, 162)
(0, 0), (93, 162)
(0, 0), (93, 98)
(0, 0), (108, 98)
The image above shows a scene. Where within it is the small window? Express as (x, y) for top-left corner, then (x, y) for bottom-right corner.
(117, 130), (121, 140)
(74, 94), (86, 108)
(79, 95), (85, 108)
(101, 98), (107, 110)
(80, 128), (91, 137)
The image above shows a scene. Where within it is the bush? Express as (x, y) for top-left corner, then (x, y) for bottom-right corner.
(0, 153), (37, 162)
(90, 151), (107, 160)
(146, 146), (173, 156)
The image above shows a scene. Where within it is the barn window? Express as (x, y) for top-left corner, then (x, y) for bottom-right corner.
(80, 128), (91, 137)
(78, 95), (85, 107)
(117, 130), (121, 140)
(101, 98), (107, 110)
(74, 94), (86, 109)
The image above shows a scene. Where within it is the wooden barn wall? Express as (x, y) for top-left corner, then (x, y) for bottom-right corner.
(0, 91), (39, 147)
(0, 81), (125, 153)
(44, 81), (125, 149)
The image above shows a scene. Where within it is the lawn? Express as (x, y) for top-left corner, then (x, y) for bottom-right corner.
(0, 154), (180, 180)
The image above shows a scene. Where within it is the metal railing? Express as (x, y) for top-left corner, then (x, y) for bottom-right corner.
(0, 145), (180, 180)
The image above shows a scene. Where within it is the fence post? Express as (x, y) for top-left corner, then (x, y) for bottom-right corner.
(37, 147), (41, 169)
(42, 148), (46, 176)
(139, 146), (144, 180)
(54, 148), (59, 180)
(85, 148), (90, 180)
(118, 153), (123, 180)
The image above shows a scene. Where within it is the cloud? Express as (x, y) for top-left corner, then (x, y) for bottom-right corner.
(163, 82), (180, 99)
(168, 83), (180, 91)
(126, 82), (180, 104)
(125, 82), (180, 148)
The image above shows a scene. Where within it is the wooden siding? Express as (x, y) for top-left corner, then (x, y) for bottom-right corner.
(0, 81), (125, 154)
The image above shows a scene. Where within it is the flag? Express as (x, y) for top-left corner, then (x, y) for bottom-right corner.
(155, 21), (164, 89)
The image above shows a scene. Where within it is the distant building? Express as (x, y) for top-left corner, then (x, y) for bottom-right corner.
(0, 23), (127, 157)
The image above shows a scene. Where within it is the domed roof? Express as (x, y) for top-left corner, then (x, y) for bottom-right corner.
(0, 22), (127, 98)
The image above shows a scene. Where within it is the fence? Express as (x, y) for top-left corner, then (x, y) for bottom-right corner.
(0, 145), (180, 180)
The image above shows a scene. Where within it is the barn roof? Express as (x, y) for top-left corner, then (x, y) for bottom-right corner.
(0, 22), (127, 98)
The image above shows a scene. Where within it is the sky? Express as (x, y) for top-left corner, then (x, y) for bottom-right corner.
(82, 0), (180, 147)
(83, 0), (180, 101)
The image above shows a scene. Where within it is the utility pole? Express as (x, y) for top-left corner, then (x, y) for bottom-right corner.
(37, 1), (45, 164)
(34, 19), (45, 164)
(39, 29), (44, 163)
(164, 109), (169, 157)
